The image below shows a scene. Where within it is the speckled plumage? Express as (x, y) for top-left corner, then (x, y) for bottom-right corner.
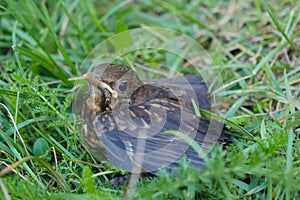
(82, 64), (229, 172)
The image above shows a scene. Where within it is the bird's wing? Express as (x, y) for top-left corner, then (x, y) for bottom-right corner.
(145, 75), (211, 109)
(93, 80), (226, 172)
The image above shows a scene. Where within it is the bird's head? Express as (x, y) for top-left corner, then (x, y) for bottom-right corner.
(83, 64), (142, 110)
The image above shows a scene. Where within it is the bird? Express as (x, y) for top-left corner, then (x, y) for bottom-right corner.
(81, 63), (229, 173)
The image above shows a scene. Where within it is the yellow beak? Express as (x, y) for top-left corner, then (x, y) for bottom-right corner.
(83, 74), (118, 98)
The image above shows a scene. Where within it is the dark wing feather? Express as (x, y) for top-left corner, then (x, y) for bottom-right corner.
(146, 75), (211, 109)
(94, 75), (226, 172)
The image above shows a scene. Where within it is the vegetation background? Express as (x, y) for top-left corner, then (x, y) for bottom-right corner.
(0, 0), (299, 199)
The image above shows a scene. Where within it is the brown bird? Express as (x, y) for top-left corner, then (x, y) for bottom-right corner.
(81, 64), (229, 173)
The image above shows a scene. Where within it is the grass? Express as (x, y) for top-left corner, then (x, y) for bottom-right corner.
(0, 0), (300, 199)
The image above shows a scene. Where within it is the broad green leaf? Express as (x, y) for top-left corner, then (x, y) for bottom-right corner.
(33, 138), (50, 157)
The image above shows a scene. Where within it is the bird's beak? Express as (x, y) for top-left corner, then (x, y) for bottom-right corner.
(83, 74), (118, 98)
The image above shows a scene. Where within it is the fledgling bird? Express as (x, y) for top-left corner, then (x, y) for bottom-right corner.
(81, 64), (229, 173)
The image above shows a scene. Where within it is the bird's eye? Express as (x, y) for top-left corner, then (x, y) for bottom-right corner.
(118, 80), (128, 91)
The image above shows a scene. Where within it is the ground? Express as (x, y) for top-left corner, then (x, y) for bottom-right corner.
(0, 0), (299, 199)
